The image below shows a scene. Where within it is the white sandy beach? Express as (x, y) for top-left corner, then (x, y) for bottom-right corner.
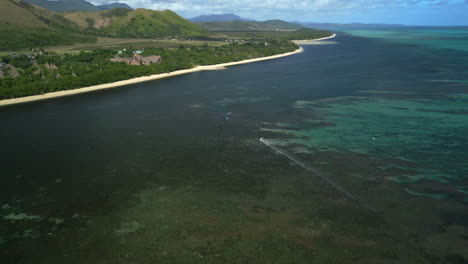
(292, 33), (337, 45)
(0, 46), (307, 107)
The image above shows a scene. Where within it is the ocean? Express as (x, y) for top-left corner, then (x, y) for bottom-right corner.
(1, 28), (467, 263)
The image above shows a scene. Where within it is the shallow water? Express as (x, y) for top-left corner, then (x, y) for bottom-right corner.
(347, 27), (468, 51)
(1, 31), (468, 263)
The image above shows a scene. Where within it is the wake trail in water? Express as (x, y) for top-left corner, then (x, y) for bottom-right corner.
(260, 137), (358, 202)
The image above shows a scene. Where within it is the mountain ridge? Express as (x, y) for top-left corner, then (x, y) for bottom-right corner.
(22, 0), (132, 12)
(63, 8), (132, 29)
(96, 3), (132, 11)
(97, 8), (208, 38)
(197, 19), (304, 31)
(189, 13), (252, 22)
(0, 0), (95, 50)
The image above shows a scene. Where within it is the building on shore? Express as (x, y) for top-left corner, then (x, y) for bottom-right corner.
(44, 63), (58, 70)
(1, 64), (20, 78)
(111, 53), (162, 66)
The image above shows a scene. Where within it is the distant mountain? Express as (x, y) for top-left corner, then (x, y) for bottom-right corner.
(301, 22), (407, 30)
(23, 0), (132, 12)
(0, 0), (95, 50)
(197, 19), (304, 31)
(23, 0), (100, 11)
(189, 13), (252, 22)
(96, 3), (132, 11)
(100, 9), (208, 38)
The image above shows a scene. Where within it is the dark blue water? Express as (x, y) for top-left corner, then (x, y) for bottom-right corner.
(1, 32), (468, 263)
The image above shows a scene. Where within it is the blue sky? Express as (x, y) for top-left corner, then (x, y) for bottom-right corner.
(90, 0), (468, 25)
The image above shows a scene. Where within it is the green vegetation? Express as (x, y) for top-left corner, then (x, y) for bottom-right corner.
(1, 0), (80, 29)
(101, 9), (208, 39)
(62, 8), (209, 39)
(0, 1), (333, 100)
(63, 8), (132, 29)
(0, 0), (96, 50)
(0, 40), (298, 99)
(41, 38), (226, 54)
(217, 28), (334, 41)
(262, 19), (305, 30)
(0, 1), (208, 51)
(101, 7), (132, 18)
(2, 0), (330, 52)
(197, 19), (304, 31)
(0, 25), (95, 50)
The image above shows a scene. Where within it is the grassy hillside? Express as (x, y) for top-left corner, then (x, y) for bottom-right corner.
(64, 8), (132, 29)
(0, 24), (95, 50)
(0, 0), (80, 28)
(263, 20), (305, 30)
(100, 9), (208, 38)
(197, 19), (304, 31)
(0, 0), (95, 50)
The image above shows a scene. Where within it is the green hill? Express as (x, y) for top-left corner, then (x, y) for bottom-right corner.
(63, 8), (132, 29)
(0, 0), (95, 50)
(197, 19), (304, 31)
(100, 9), (208, 38)
(189, 13), (251, 22)
(0, 0), (80, 28)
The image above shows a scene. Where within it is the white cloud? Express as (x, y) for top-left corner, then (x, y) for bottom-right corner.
(135, 0), (358, 19)
(88, 0), (467, 22)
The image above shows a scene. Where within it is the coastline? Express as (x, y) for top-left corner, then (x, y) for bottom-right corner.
(0, 46), (304, 107)
(293, 33), (337, 45)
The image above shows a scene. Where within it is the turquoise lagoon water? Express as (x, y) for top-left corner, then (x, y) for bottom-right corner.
(262, 94), (468, 201)
(262, 28), (468, 203)
(347, 27), (468, 51)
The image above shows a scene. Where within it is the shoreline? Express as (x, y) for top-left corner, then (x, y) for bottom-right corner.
(293, 33), (337, 45)
(0, 46), (305, 107)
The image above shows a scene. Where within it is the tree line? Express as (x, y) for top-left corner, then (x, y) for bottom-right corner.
(0, 40), (298, 99)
